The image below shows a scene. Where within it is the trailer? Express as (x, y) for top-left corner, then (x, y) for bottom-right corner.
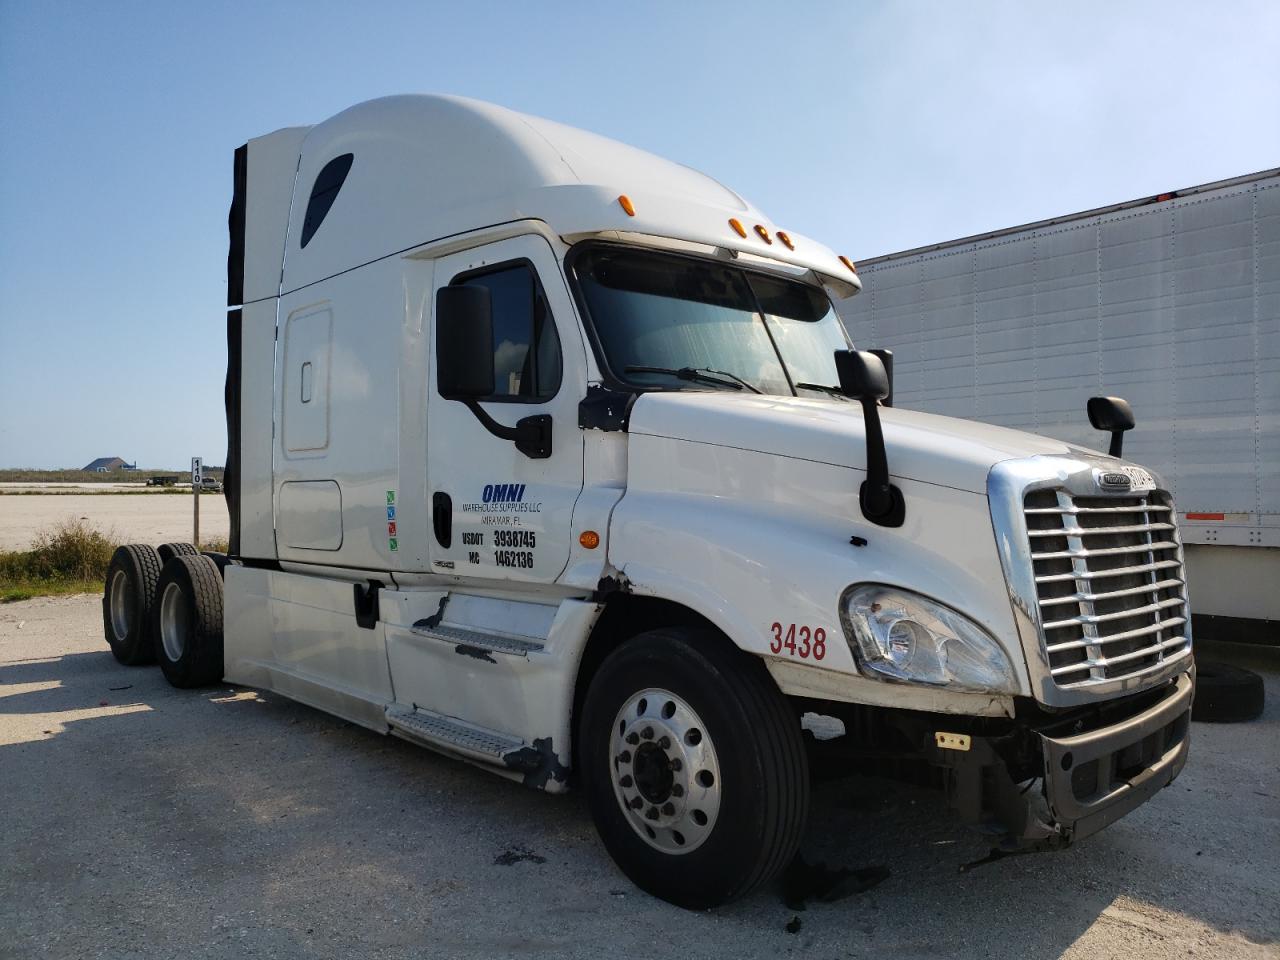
(841, 170), (1280, 644)
(101, 96), (1200, 908)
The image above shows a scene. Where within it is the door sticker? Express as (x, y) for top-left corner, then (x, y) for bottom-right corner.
(386, 491), (398, 551)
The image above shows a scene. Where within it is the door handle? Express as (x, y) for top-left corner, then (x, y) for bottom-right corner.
(432, 492), (452, 549)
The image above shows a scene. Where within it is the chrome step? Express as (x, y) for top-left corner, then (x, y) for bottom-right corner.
(386, 705), (536, 769)
(409, 620), (544, 657)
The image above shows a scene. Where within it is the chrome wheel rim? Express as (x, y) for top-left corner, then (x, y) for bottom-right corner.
(109, 570), (132, 642)
(609, 688), (722, 855)
(159, 581), (188, 662)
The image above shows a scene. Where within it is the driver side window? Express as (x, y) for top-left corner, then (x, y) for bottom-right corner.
(453, 262), (562, 402)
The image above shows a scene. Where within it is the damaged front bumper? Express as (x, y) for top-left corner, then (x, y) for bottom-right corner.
(935, 667), (1194, 851)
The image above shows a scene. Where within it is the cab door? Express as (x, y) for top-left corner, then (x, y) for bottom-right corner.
(426, 234), (586, 583)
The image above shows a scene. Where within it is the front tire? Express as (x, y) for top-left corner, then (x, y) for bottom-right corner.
(580, 628), (809, 908)
(153, 555), (224, 688)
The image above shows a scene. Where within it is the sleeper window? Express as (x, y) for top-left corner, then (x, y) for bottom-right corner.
(300, 154), (354, 248)
(455, 263), (562, 402)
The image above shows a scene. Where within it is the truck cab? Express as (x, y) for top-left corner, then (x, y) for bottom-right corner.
(215, 95), (1193, 907)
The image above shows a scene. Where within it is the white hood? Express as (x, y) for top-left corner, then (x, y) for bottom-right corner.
(627, 392), (1094, 494)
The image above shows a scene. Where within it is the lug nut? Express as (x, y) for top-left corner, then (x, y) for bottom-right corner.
(670, 758), (683, 771)
(619, 775), (633, 788)
(641, 726), (654, 740)
(670, 784), (684, 797)
(618, 750), (631, 764)
(658, 736), (671, 750)
(645, 806), (659, 821)
(629, 796), (644, 810)
(661, 802), (675, 816)
(625, 732), (639, 746)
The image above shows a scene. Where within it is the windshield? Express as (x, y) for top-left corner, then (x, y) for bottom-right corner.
(571, 245), (852, 396)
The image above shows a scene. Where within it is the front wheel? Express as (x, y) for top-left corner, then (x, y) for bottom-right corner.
(580, 628), (809, 908)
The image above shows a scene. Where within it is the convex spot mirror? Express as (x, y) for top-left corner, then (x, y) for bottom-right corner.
(1087, 396), (1135, 434)
(1087, 395), (1136, 458)
(436, 285), (495, 399)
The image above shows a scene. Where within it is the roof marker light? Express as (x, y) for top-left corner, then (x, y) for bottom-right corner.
(839, 255), (858, 274)
(618, 195), (636, 216)
(777, 230), (795, 250)
(728, 218), (747, 238)
(754, 224), (773, 245)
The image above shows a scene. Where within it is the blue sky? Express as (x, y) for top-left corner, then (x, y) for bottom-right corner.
(2, 1), (1278, 468)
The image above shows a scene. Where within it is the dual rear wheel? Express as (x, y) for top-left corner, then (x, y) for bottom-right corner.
(101, 545), (224, 686)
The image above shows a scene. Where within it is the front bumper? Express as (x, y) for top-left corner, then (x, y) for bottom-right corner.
(937, 667), (1193, 849)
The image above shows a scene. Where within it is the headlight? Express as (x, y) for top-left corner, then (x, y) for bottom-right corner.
(839, 584), (1017, 694)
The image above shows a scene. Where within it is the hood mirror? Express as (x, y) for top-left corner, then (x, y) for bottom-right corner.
(1087, 396), (1135, 458)
(835, 350), (905, 527)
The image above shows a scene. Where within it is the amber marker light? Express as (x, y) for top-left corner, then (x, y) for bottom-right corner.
(579, 530), (601, 549)
(728, 218), (747, 238)
(618, 195), (636, 216)
(754, 224), (773, 244)
(777, 230), (795, 250)
(839, 255), (858, 274)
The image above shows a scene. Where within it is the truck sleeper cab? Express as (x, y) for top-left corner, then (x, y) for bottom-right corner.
(200, 95), (1193, 908)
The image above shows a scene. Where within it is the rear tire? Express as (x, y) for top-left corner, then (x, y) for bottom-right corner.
(201, 552), (230, 578)
(580, 628), (809, 908)
(157, 542), (198, 564)
(153, 555), (225, 688)
(102, 545), (162, 665)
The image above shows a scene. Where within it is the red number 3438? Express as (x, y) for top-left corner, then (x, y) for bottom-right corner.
(770, 623), (826, 661)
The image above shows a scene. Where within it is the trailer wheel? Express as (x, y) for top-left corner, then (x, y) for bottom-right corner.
(157, 542), (198, 564)
(1192, 660), (1265, 723)
(102, 545), (162, 665)
(580, 628), (809, 908)
(153, 555), (224, 688)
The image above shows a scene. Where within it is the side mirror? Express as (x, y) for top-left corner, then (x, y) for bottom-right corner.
(867, 348), (894, 408)
(436, 285), (495, 399)
(1087, 396), (1135, 458)
(834, 350), (904, 527)
(834, 349), (889, 401)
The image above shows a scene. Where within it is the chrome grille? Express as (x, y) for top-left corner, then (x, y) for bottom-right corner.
(1024, 489), (1190, 688)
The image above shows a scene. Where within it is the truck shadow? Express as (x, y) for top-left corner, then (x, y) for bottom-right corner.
(2, 647), (1276, 957)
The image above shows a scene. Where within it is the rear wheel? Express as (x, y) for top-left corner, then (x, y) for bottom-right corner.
(580, 628), (809, 908)
(157, 542), (198, 564)
(153, 555), (225, 688)
(102, 545), (162, 665)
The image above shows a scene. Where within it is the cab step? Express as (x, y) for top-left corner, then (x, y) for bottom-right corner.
(385, 705), (538, 770)
(409, 620), (544, 657)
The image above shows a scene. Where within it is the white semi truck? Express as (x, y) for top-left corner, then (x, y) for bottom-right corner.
(842, 169), (1279, 646)
(102, 95), (1194, 908)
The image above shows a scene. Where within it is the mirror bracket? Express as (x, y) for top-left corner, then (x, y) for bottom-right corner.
(835, 349), (906, 528)
(463, 401), (553, 459)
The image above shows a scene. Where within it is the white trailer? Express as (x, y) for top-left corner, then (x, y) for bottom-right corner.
(101, 96), (1198, 907)
(842, 170), (1279, 644)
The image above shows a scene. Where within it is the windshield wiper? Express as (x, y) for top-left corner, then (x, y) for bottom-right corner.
(795, 382), (851, 400)
(625, 366), (763, 394)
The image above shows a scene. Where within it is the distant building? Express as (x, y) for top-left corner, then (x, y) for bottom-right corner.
(83, 457), (135, 472)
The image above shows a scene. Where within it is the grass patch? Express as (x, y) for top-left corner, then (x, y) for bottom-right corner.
(1, 579), (103, 603)
(1, 519), (116, 603)
(0, 521), (233, 603)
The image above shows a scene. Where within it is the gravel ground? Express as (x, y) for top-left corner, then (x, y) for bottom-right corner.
(0, 494), (229, 551)
(1, 594), (1276, 960)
